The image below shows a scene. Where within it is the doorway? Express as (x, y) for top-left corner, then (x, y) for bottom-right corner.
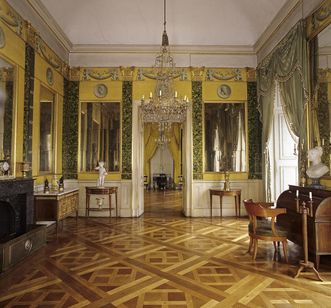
(143, 122), (184, 217)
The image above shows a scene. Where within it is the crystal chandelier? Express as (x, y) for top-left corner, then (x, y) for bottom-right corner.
(141, 0), (189, 124)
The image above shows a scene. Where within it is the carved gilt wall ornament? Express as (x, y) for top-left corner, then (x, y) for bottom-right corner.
(206, 68), (242, 81)
(35, 36), (61, 70)
(46, 67), (54, 85)
(307, 0), (331, 39)
(217, 84), (231, 99)
(82, 68), (119, 81)
(120, 66), (134, 81)
(94, 84), (108, 98)
(0, 4), (23, 37)
(191, 67), (205, 81)
(142, 68), (181, 80)
(0, 27), (5, 49)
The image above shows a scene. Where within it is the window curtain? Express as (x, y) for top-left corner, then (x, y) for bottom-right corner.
(257, 20), (309, 201)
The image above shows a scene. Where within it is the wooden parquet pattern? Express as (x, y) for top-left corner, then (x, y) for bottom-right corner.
(1, 191), (331, 307)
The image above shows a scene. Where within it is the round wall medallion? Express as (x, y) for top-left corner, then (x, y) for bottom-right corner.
(217, 84), (231, 99)
(0, 27), (5, 49)
(46, 67), (54, 85)
(94, 84), (108, 98)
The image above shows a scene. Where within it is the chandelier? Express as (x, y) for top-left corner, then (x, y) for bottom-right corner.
(141, 0), (189, 124)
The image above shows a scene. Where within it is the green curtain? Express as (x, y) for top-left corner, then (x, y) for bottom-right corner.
(257, 20), (309, 200)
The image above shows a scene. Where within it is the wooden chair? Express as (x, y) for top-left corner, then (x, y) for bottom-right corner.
(244, 199), (288, 262)
(144, 175), (149, 190)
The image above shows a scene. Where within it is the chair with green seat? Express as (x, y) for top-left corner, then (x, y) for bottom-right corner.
(244, 199), (288, 262)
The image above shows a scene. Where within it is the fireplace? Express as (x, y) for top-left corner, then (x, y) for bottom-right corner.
(0, 178), (46, 272)
(0, 201), (16, 241)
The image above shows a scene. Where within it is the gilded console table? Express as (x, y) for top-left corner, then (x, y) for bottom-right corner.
(34, 188), (79, 232)
(209, 188), (241, 218)
(85, 186), (118, 217)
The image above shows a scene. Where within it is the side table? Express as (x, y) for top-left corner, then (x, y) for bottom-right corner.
(85, 186), (118, 217)
(209, 188), (241, 218)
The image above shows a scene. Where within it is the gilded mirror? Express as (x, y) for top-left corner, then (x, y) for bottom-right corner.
(39, 86), (55, 173)
(0, 57), (14, 174)
(204, 102), (247, 172)
(80, 102), (120, 172)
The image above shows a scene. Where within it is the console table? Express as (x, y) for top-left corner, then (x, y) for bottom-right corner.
(34, 188), (79, 232)
(85, 186), (118, 217)
(209, 188), (241, 218)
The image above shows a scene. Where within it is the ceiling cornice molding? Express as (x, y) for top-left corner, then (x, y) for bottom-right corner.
(254, 0), (301, 53)
(70, 44), (256, 55)
(26, 0), (72, 52)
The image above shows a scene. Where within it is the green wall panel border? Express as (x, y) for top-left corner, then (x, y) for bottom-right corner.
(247, 81), (262, 179)
(317, 82), (330, 167)
(3, 81), (13, 161)
(121, 81), (132, 180)
(23, 43), (34, 176)
(192, 81), (203, 180)
(63, 79), (79, 179)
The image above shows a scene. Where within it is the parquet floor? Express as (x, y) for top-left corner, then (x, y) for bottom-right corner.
(1, 191), (331, 307)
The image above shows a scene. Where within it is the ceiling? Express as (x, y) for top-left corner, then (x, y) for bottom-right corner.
(11, 0), (320, 66)
(27, 0), (290, 48)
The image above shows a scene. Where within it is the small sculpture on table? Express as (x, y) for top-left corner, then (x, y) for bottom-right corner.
(223, 171), (230, 191)
(44, 178), (50, 194)
(58, 176), (64, 192)
(306, 146), (329, 189)
(95, 161), (107, 187)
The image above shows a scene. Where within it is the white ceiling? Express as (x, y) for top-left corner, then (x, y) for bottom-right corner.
(37, 0), (289, 47)
(11, 0), (323, 66)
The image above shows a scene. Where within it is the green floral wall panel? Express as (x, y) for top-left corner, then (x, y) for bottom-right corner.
(122, 81), (132, 180)
(3, 81), (13, 160)
(247, 81), (262, 179)
(317, 82), (330, 167)
(63, 79), (79, 179)
(192, 81), (203, 180)
(23, 43), (34, 175)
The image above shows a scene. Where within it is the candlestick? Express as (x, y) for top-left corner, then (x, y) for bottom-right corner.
(322, 138), (325, 146)
(309, 192), (312, 200)
(296, 190), (299, 197)
(149, 92), (153, 99)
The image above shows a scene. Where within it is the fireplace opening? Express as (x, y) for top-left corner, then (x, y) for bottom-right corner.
(0, 201), (16, 242)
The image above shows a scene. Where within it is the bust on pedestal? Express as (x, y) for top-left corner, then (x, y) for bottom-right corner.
(306, 146), (329, 189)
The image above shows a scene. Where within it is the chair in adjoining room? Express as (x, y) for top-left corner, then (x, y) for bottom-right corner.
(244, 199), (288, 263)
(144, 175), (149, 190)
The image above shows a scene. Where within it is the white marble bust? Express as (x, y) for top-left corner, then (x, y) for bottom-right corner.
(306, 146), (329, 179)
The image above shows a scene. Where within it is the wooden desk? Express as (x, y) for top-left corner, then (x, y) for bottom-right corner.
(277, 185), (331, 269)
(209, 189), (241, 218)
(34, 188), (79, 232)
(85, 186), (118, 217)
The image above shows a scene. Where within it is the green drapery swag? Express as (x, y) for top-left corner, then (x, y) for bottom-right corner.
(257, 20), (309, 201)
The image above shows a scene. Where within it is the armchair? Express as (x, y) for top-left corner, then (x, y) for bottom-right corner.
(244, 199), (288, 262)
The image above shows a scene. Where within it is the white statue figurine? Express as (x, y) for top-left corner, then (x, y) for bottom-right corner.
(95, 161), (107, 187)
(306, 146), (329, 179)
